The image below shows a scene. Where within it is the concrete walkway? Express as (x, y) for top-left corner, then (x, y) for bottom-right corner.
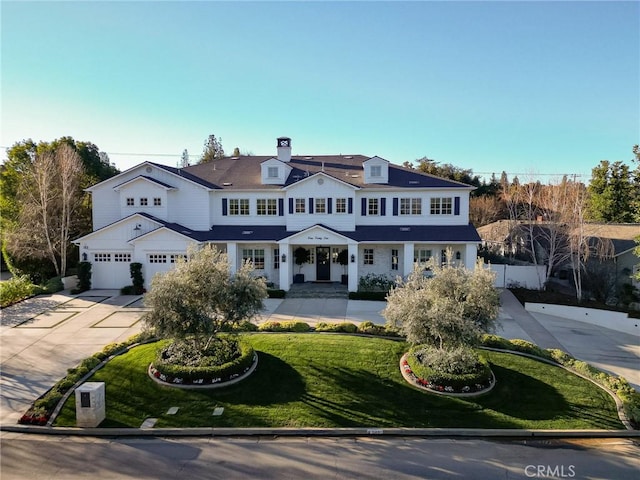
(1, 288), (638, 427)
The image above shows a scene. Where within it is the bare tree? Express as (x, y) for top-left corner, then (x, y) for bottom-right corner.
(6, 145), (84, 277)
(469, 195), (504, 227)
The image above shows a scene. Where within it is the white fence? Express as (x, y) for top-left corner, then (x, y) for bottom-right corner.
(485, 264), (547, 290)
(526, 303), (639, 336)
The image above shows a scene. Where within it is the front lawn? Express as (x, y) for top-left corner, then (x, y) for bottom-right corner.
(54, 334), (623, 429)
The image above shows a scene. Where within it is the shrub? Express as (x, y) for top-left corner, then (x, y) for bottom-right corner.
(120, 285), (135, 295)
(152, 337), (255, 384)
(357, 321), (386, 335)
(315, 322), (358, 333)
(358, 273), (395, 293)
(406, 345), (492, 392)
(348, 291), (388, 301)
(233, 320), (259, 332)
(130, 262), (144, 294)
(0, 274), (35, 307)
(259, 321), (310, 332)
(267, 289), (286, 298)
(73, 261), (91, 293)
(43, 276), (64, 293)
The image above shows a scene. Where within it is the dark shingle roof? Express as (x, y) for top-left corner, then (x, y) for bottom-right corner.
(182, 155), (474, 190)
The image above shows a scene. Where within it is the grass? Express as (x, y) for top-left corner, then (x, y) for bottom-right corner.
(54, 334), (623, 429)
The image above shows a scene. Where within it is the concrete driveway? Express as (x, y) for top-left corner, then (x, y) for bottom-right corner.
(1, 289), (638, 426)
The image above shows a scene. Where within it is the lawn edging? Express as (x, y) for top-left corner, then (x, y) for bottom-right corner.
(479, 346), (634, 431)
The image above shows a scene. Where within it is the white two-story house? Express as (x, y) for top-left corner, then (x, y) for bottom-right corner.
(74, 137), (481, 292)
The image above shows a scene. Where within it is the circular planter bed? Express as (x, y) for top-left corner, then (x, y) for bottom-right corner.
(400, 352), (495, 397)
(148, 351), (258, 389)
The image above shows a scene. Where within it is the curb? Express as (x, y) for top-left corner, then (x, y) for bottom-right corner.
(2, 424), (639, 438)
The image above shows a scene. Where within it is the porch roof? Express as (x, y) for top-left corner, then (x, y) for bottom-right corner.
(193, 223), (481, 244)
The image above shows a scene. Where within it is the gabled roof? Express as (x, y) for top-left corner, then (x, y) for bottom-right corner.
(86, 161), (219, 192)
(183, 155), (475, 190)
(113, 175), (176, 191)
(281, 171), (360, 191)
(72, 212), (165, 243)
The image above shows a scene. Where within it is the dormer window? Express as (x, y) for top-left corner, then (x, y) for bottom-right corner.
(370, 165), (382, 177)
(140, 198), (148, 206)
(268, 167), (279, 178)
(126, 198), (134, 206)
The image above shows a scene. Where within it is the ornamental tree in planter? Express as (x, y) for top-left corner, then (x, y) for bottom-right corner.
(337, 249), (349, 285)
(142, 245), (267, 378)
(293, 247), (310, 283)
(383, 248), (500, 392)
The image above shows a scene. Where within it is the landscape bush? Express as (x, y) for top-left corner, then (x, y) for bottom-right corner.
(258, 321), (311, 332)
(267, 289), (286, 298)
(0, 274), (36, 307)
(315, 322), (358, 333)
(358, 273), (395, 293)
(152, 337), (255, 384)
(348, 291), (387, 301)
(406, 345), (492, 391)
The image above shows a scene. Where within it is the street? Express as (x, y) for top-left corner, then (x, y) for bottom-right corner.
(1, 434), (638, 479)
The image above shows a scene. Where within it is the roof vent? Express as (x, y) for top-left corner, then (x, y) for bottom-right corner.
(351, 174), (359, 178)
(304, 156), (313, 160)
(223, 182), (232, 186)
(230, 156), (239, 160)
(400, 227), (411, 232)
(345, 156), (353, 159)
(241, 230), (253, 235)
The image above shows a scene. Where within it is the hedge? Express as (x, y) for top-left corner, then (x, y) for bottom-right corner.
(151, 339), (256, 385)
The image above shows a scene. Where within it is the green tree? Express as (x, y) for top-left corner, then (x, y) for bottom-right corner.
(587, 160), (635, 223)
(142, 245), (267, 353)
(414, 156), (482, 189)
(383, 253), (499, 349)
(199, 134), (225, 164)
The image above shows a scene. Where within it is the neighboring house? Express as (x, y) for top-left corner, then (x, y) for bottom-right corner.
(74, 137), (481, 291)
(477, 220), (640, 288)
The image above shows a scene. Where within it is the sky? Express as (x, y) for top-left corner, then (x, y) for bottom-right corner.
(2, 1), (638, 182)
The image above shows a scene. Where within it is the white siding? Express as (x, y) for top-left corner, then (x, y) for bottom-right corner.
(212, 192), (287, 227)
(285, 176), (356, 231)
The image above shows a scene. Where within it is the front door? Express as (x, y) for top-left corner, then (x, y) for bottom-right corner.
(316, 247), (331, 281)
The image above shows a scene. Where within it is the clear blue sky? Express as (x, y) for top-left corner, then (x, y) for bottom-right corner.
(2, 1), (638, 182)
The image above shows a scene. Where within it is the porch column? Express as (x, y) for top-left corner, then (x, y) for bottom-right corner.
(403, 243), (415, 277)
(279, 240), (292, 291)
(465, 243), (478, 270)
(347, 242), (358, 292)
(227, 242), (238, 273)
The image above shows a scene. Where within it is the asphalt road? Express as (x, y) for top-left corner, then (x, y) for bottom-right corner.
(1, 434), (638, 479)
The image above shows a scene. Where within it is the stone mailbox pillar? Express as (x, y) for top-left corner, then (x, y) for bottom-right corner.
(75, 382), (105, 427)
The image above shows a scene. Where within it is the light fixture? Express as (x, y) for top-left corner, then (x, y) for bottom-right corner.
(281, 253), (287, 263)
(133, 224), (141, 231)
(82, 253), (88, 262)
(350, 254), (355, 263)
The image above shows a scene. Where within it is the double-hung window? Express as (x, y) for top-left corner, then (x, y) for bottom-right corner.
(335, 198), (347, 213)
(257, 199), (277, 216)
(363, 248), (374, 265)
(242, 249), (265, 269)
(414, 249), (432, 265)
(295, 198), (306, 213)
(401, 198), (421, 215)
(315, 198), (326, 214)
(368, 198), (379, 216)
(229, 199), (250, 215)
(430, 197), (452, 215)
